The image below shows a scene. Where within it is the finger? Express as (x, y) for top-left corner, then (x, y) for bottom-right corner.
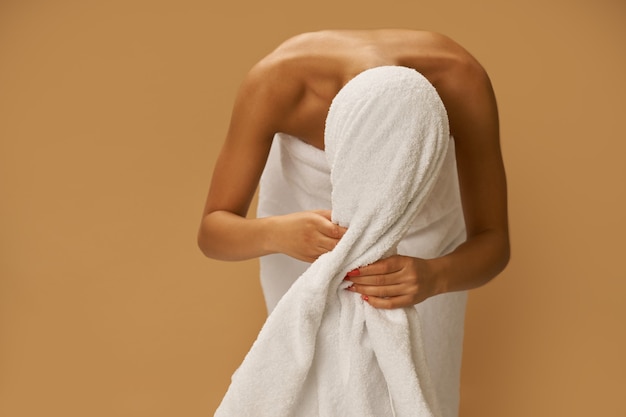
(312, 209), (332, 220)
(350, 282), (408, 298)
(363, 294), (415, 310)
(353, 256), (403, 277)
(348, 273), (396, 286)
(348, 265), (409, 286)
(312, 210), (347, 238)
(317, 220), (347, 240)
(314, 236), (341, 253)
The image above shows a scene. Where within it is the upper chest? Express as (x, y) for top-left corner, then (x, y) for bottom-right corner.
(274, 85), (336, 150)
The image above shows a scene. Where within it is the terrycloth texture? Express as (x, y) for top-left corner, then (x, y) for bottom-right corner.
(215, 66), (460, 417)
(257, 134), (468, 417)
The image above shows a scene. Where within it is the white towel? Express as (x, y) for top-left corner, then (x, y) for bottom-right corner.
(215, 66), (451, 417)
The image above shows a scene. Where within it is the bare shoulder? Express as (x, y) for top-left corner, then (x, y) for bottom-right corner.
(226, 55), (304, 142)
(228, 29), (497, 144)
(403, 32), (498, 141)
(399, 31), (491, 91)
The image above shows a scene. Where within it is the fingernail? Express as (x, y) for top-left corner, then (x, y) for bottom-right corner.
(361, 294), (369, 302)
(347, 269), (360, 277)
(344, 285), (355, 291)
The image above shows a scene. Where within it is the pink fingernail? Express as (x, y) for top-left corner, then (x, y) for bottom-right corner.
(347, 269), (360, 277)
(361, 294), (369, 302)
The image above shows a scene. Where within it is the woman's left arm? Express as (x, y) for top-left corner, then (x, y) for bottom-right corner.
(346, 57), (510, 309)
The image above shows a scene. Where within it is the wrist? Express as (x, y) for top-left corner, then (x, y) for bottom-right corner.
(427, 256), (453, 296)
(260, 215), (283, 256)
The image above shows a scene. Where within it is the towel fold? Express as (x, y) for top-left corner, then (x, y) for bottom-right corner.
(215, 66), (452, 417)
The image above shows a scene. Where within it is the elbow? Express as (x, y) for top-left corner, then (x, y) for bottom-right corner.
(196, 219), (216, 259)
(500, 242), (511, 273)
(197, 229), (210, 258)
(469, 227), (511, 281)
(496, 234), (511, 276)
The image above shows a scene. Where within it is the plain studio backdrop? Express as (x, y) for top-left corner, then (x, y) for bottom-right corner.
(1, 1), (624, 416)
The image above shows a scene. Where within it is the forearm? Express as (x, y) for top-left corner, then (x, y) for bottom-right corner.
(198, 209), (346, 263)
(197, 210), (275, 261)
(431, 229), (510, 295)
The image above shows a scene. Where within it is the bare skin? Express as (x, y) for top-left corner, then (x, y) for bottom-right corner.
(198, 29), (510, 309)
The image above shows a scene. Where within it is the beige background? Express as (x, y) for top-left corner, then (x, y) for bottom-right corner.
(1, 0), (624, 416)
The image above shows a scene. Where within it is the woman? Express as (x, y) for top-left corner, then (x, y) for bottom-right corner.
(199, 29), (509, 416)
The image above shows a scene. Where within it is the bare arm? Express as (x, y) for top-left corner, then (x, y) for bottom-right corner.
(197, 65), (346, 262)
(435, 57), (510, 293)
(196, 65), (275, 260)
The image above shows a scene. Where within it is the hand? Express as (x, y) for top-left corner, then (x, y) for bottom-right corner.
(344, 255), (442, 309)
(272, 210), (347, 263)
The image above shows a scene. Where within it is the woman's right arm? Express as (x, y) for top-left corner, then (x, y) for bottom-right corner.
(197, 66), (345, 262)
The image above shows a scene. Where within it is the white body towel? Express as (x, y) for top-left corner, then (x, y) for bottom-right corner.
(215, 66), (467, 417)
